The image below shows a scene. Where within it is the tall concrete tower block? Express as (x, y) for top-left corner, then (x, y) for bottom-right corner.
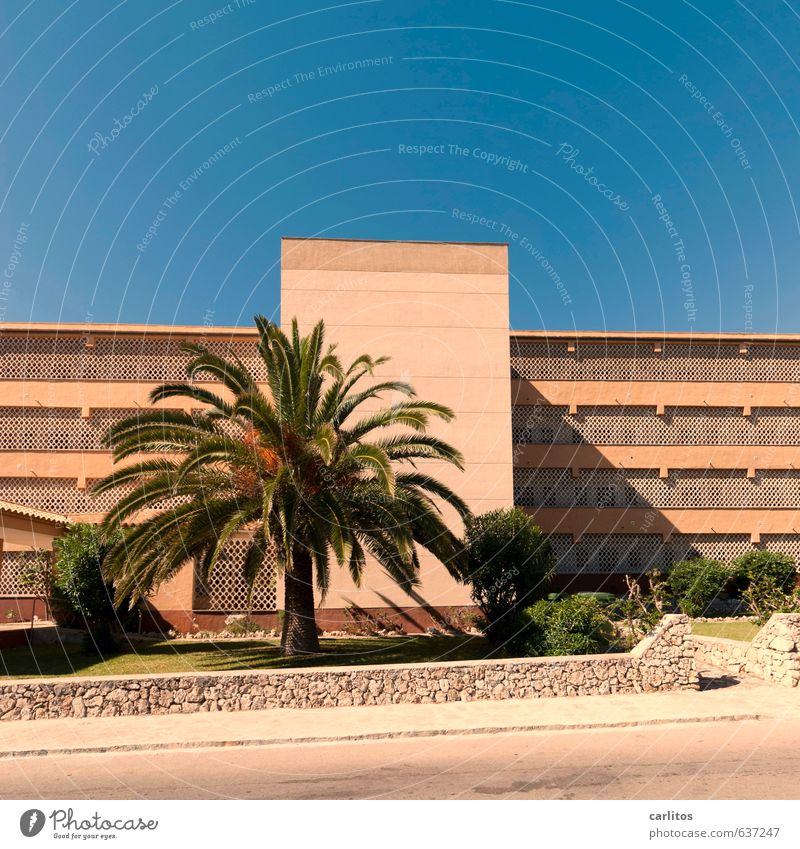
(281, 237), (514, 613)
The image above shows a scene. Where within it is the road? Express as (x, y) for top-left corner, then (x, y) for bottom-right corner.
(2, 717), (799, 800)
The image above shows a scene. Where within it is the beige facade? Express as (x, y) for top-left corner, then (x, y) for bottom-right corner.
(0, 322), (273, 629)
(0, 501), (66, 623)
(2, 238), (800, 629)
(512, 331), (800, 586)
(0, 238), (514, 630)
(281, 238), (514, 611)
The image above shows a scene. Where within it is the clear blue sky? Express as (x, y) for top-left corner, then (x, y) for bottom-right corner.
(2, 0), (799, 334)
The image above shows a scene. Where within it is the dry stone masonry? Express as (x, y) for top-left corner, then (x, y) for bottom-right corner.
(0, 615), (697, 722)
(694, 614), (800, 687)
(692, 636), (750, 676)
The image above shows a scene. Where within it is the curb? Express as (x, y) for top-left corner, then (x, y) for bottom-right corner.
(0, 712), (761, 760)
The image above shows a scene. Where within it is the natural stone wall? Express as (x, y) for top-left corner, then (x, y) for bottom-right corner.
(692, 635), (750, 676)
(0, 614), (696, 722)
(746, 614), (800, 686)
(693, 614), (800, 687)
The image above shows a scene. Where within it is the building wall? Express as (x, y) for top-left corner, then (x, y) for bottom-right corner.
(0, 237), (516, 629)
(6, 246), (800, 629)
(0, 323), (271, 631)
(0, 510), (65, 623)
(511, 331), (800, 590)
(281, 237), (515, 611)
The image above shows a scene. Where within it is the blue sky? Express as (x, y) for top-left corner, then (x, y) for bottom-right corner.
(2, 0), (800, 333)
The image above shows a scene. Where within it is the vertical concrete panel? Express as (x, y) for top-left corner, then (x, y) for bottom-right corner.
(149, 560), (195, 630)
(281, 238), (514, 610)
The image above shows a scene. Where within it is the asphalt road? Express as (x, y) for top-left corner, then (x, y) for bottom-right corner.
(2, 718), (799, 800)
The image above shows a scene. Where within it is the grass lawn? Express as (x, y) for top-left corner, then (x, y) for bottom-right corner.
(691, 620), (760, 641)
(0, 635), (493, 679)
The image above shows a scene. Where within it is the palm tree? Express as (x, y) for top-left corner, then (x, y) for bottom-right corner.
(94, 316), (470, 655)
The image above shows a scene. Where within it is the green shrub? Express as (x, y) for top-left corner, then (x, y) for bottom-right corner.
(512, 596), (614, 657)
(667, 557), (730, 617)
(741, 581), (800, 624)
(730, 550), (797, 594)
(546, 591), (617, 605)
(731, 550), (799, 623)
(460, 508), (555, 648)
(574, 591), (618, 608)
(52, 524), (129, 654)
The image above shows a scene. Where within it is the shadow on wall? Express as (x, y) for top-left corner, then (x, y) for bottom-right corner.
(509, 376), (800, 595)
(319, 591), (473, 635)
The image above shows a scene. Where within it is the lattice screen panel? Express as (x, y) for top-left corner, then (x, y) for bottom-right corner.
(548, 532), (800, 574)
(512, 404), (800, 445)
(82, 479), (132, 512)
(0, 477), (182, 515)
(516, 468), (644, 508)
(206, 341), (266, 381)
(91, 479), (193, 513)
(0, 475), (227, 516)
(0, 407), (83, 450)
(757, 535), (800, 561)
(668, 534), (754, 564)
(194, 538), (278, 612)
(0, 551), (48, 596)
(0, 335), (264, 382)
(515, 468), (800, 509)
(0, 336), (87, 380)
(511, 341), (800, 382)
(0, 478), (79, 513)
(0, 407), (184, 451)
(549, 534), (669, 574)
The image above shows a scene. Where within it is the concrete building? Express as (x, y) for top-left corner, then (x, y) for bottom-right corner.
(511, 330), (800, 590)
(1, 237), (799, 631)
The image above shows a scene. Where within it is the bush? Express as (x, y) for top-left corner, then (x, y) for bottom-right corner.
(611, 572), (670, 648)
(223, 615), (262, 636)
(731, 550), (799, 623)
(573, 591), (618, 608)
(512, 596), (614, 657)
(52, 524), (128, 654)
(460, 508), (555, 648)
(666, 557), (730, 617)
(730, 550), (797, 594)
(741, 581), (800, 624)
(435, 607), (487, 634)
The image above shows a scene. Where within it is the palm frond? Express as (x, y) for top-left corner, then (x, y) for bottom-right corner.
(96, 314), (471, 644)
(375, 433), (465, 469)
(181, 344), (257, 397)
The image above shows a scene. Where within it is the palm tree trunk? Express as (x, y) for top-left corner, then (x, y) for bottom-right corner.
(281, 546), (321, 655)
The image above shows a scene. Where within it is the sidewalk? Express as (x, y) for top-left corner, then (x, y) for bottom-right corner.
(1, 672), (798, 759)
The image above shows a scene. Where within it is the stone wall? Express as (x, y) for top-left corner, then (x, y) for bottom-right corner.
(692, 635), (750, 676)
(693, 614), (800, 687)
(746, 614), (800, 686)
(0, 614), (697, 722)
